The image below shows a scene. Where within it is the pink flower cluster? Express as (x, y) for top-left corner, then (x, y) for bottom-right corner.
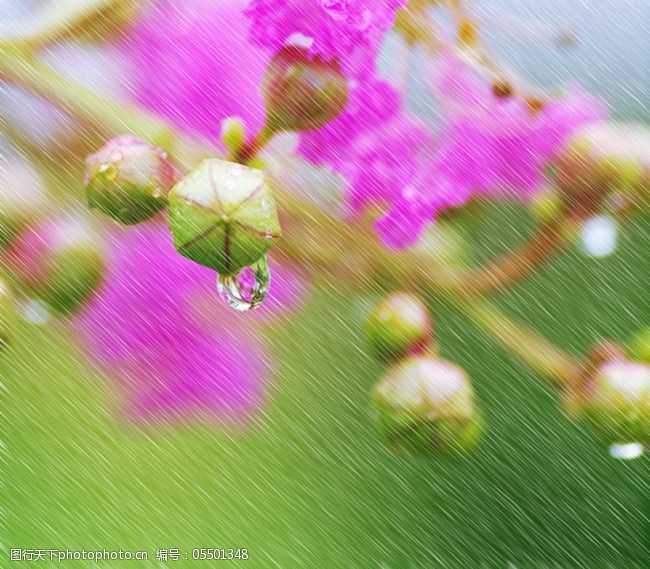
(122, 0), (269, 139)
(299, 57), (607, 247)
(77, 223), (305, 423)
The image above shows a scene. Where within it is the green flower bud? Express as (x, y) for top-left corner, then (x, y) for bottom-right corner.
(0, 275), (17, 350)
(169, 159), (281, 275)
(555, 121), (650, 215)
(566, 359), (650, 446)
(0, 152), (49, 246)
(7, 217), (105, 313)
(363, 293), (433, 361)
(370, 357), (482, 456)
(628, 327), (650, 364)
(263, 46), (349, 133)
(85, 135), (176, 225)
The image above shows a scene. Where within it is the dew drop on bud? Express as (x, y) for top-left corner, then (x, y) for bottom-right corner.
(216, 255), (270, 312)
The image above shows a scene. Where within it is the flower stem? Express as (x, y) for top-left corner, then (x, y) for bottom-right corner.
(0, 0), (115, 49)
(234, 124), (276, 164)
(0, 47), (582, 387)
(460, 217), (575, 296)
(447, 292), (583, 386)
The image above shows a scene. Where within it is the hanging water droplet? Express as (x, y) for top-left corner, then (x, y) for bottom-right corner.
(217, 255), (270, 311)
(609, 442), (644, 460)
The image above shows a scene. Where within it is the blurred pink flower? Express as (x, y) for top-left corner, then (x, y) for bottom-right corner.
(81, 0), (310, 423)
(76, 223), (306, 423)
(122, 0), (269, 138)
(299, 55), (607, 248)
(431, 56), (608, 199)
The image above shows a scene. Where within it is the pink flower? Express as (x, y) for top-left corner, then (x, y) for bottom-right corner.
(76, 223), (306, 423)
(121, 0), (269, 139)
(89, 1), (309, 423)
(245, 0), (406, 76)
(431, 56), (608, 198)
(299, 54), (607, 249)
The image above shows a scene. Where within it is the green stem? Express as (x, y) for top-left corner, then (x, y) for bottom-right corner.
(0, 47), (208, 161)
(0, 47), (582, 387)
(448, 293), (582, 386)
(234, 124), (277, 164)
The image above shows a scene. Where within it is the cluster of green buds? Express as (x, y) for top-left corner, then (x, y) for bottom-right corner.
(77, 45), (351, 310)
(565, 341), (650, 447)
(363, 293), (481, 456)
(554, 121), (650, 216)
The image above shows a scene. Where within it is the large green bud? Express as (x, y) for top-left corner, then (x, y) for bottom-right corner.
(168, 159), (281, 276)
(85, 135), (176, 225)
(263, 46), (349, 133)
(370, 356), (482, 456)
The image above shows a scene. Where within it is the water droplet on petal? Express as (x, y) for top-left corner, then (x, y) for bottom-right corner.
(217, 255), (270, 311)
(609, 442), (644, 460)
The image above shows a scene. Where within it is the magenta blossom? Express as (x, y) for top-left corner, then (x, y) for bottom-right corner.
(122, 0), (269, 139)
(431, 55), (608, 198)
(245, 0), (406, 76)
(76, 223), (306, 423)
(298, 54), (606, 248)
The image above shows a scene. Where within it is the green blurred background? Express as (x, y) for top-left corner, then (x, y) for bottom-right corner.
(3, 203), (648, 567)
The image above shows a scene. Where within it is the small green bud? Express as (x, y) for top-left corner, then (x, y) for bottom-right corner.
(566, 359), (650, 446)
(263, 46), (349, 133)
(628, 328), (650, 364)
(221, 117), (247, 158)
(169, 159), (281, 275)
(85, 135), (176, 225)
(363, 293), (433, 361)
(7, 217), (105, 313)
(370, 357), (482, 456)
(0, 275), (17, 350)
(0, 152), (49, 246)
